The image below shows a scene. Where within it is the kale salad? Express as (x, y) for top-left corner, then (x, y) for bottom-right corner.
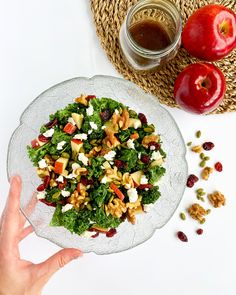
(27, 95), (166, 238)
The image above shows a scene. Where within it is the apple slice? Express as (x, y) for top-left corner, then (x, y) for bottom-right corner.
(71, 139), (83, 154)
(31, 139), (40, 149)
(128, 118), (142, 129)
(54, 157), (69, 174)
(71, 113), (84, 129)
(150, 158), (164, 167)
(130, 170), (144, 186)
(63, 123), (77, 135)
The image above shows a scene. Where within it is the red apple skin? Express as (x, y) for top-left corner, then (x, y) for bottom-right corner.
(174, 63), (226, 114)
(182, 4), (236, 61)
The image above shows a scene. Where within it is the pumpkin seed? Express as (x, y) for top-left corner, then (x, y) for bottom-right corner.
(199, 160), (206, 167)
(206, 209), (211, 215)
(61, 152), (70, 159)
(52, 191), (61, 200)
(200, 153), (205, 160)
(200, 218), (206, 224)
(52, 155), (59, 160)
(180, 212), (186, 220)
(187, 141), (192, 146)
(86, 204), (93, 211)
(204, 156), (210, 161)
(196, 130), (202, 138)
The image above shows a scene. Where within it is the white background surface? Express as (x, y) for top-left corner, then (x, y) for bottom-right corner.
(0, 1), (236, 294)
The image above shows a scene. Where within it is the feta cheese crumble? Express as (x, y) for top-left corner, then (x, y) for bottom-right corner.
(73, 133), (87, 141)
(143, 203), (154, 212)
(61, 190), (71, 197)
(61, 204), (73, 213)
(140, 175), (148, 185)
(114, 109), (119, 115)
(138, 152), (141, 159)
(72, 163), (81, 170)
(88, 130), (93, 135)
(101, 175), (108, 184)
(78, 153), (89, 166)
(57, 141), (66, 150)
(68, 117), (76, 125)
(37, 191), (46, 200)
(101, 125), (106, 130)
(89, 121), (98, 130)
(127, 188), (138, 203)
(127, 139), (135, 149)
(104, 150), (116, 162)
(80, 230), (95, 238)
(38, 159), (47, 169)
(86, 104), (94, 116)
(151, 151), (162, 161)
(43, 128), (54, 138)
(56, 175), (64, 183)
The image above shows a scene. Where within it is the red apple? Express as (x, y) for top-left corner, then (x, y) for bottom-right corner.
(174, 63), (226, 114)
(54, 157), (69, 174)
(63, 122), (77, 134)
(182, 4), (236, 61)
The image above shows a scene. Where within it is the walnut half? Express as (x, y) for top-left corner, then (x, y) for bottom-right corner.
(208, 191), (226, 208)
(188, 203), (207, 224)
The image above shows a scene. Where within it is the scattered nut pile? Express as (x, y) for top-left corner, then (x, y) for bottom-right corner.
(177, 130), (225, 242)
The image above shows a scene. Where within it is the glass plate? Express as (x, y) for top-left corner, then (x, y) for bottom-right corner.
(7, 76), (188, 254)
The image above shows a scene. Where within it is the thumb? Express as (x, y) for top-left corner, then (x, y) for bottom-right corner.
(36, 248), (83, 282)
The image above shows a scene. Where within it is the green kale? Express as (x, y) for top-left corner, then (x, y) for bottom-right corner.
(128, 109), (138, 118)
(51, 128), (72, 145)
(83, 141), (92, 153)
(81, 112), (102, 134)
(91, 97), (124, 113)
(50, 205), (92, 235)
(40, 125), (48, 134)
(92, 208), (121, 229)
(117, 129), (131, 143)
(45, 187), (61, 202)
(139, 186), (161, 204)
(87, 157), (105, 179)
(90, 184), (111, 207)
(50, 103), (79, 125)
(119, 149), (138, 172)
(27, 143), (58, 166)
(147, 166), (166, 184)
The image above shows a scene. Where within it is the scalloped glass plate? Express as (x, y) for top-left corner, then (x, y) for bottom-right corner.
(7, 76), (187, 254)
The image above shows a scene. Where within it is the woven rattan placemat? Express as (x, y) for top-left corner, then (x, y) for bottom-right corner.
(91, 0), (236, 114)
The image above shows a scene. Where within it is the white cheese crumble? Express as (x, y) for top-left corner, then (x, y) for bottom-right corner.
(57, 140), (66, 150)
(37, 191), (46, 200)
(143, 203), (154, 212)
(140, 175), (148, 185)
(127, 188), (138, 203)
(114, 109), (119, 115)
(88, 130), (93, 135)
(101, 125), (106, 130)
(144, 188), (149, 191)
(68, 117), (76, 125)
(43, 128), (54, 138)
(66, 173), (76, 179)
(61, 204), (73, 213)
(151, 151), (162, 161)
(73, 133), (88, 141)
(61, 190), (71, 197)
(150, 145), (156, 151)
(86, 104), (94, 116)
(38, 159), (47, 169)
(134, 120), (142, 129)
(127, 139), (135, 149)
(56, 175), (64, 183)
(104, 150), (116, 162)
(101, 175), (108, 184)
(89, 121), (98, 130)
(78, 153), (89, 166)
(124, 183), (131, 190)
(138, 152), (141, 159)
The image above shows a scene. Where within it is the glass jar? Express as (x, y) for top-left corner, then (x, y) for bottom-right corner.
(119, 0), (182, 72)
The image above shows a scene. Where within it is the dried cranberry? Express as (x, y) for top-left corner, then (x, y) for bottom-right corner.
(38, 134), (50, 142)
(58, 199), (67, 205)
(202, 142), (215, 151)
(43, 176), (50, 189)
(187, 174), (199, 187)
(140, 155), (150, 164)
(138, 113), (147, 124)
(37, 183), (45, 192)
(215, 162), (223, 172)
(58, 179), (67, 190)
(86, 95), (96, 101)
(114, 159), (126, 169)
(100, 109), (112, 121)
(39, 199), (56, 207)
(80, 176), (93, 186)
(196, 228), (203, 235)
(92, 232), (99, 238)
(138, 184), (153, 190)
(45, 118), (58, 128)
(148, 141), (160, 150)
(106, 228), (117, 238)
(177, 231), (188, 242)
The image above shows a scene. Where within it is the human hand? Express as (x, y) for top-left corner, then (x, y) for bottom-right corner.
(0, 175), (83, 295)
